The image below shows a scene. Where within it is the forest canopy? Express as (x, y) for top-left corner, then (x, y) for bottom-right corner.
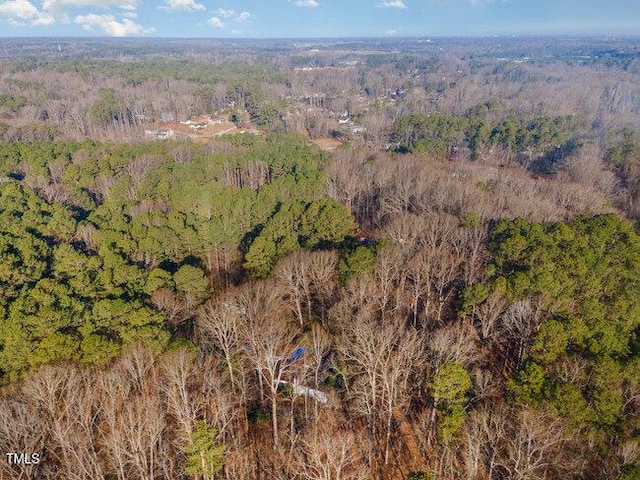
(0, 135), (355, 381)
(0, 37), (638, 480)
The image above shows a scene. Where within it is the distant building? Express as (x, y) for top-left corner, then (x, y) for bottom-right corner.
(145, 129), (174, 140)
(160, 111), (175, 123)
(338, 111), (351, 124)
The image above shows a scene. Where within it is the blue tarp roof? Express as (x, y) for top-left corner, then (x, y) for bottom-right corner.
(289, 347), (307, 362)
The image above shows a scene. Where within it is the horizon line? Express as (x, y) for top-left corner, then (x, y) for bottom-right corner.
(1, 32), (639, 40)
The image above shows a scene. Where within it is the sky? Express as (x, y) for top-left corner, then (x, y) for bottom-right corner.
(0, 0), (638, 38)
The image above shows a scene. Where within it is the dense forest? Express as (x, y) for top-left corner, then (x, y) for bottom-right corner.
(0, 37), (638, 480)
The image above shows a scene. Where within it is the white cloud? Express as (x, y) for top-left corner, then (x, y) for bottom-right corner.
(213, 8), (234, 17)
(0, 0), (55, 25)
(213, 8), (253, 22)
(159, 0), (204, 12)
(74, 13), (151, 35)
(207, 8), (253, 28)
(236, 10), (251, 22)
(31, 13), (55, 23)
(384, 29), (398, 36)
(289, 0), (319, 7)
(212, 8), (251, 22)
(207, 16), (224, 28)
(378, 0), (406, 8)
(42, 0), (138, 12)
(0, 0), (37, 17)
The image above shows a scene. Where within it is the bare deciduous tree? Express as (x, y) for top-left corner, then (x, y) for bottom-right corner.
(427, 322), (481, 369)
(340, 313), (424, 468)
(294, 419), (367, 480)
(498, 407), (578, 480)
(119, 392), (166, 480)
(160, 348), (200, 446)
(198, 297), (243, 387)
(474, 291), (508, 341)
(501, 299), (540, 368)
(22, 365), (103, 480)
(0, 398), (46, 480)
(275, 251), (312, 327)
(238, 281), (299, 447)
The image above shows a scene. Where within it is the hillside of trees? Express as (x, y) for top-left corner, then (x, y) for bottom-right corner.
(0, 37), (637, 480)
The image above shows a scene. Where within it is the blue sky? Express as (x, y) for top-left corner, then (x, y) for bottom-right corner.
(0, 0), (638, 38)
